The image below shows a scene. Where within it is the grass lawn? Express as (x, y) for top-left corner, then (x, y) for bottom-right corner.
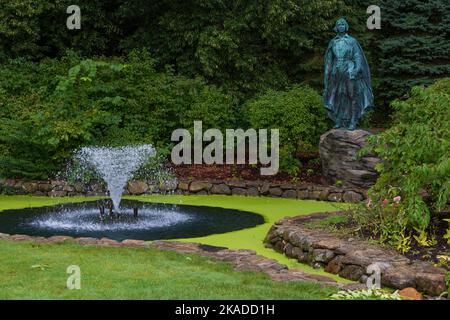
(128, 195), (348, 280)
(0, 240), (339, 299)
(0, 195), (348, 299)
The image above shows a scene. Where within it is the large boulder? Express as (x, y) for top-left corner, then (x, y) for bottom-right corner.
(319, 129), (381, 188)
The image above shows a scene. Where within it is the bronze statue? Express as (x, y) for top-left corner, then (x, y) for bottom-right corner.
(324, 18), (374, 130)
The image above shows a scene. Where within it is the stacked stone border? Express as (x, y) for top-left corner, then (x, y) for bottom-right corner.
(0, 179), (367, 203)
(0, 232), (364, 291)
(264, 212), (447, 297)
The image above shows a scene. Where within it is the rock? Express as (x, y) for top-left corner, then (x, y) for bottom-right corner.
(291, 247), (304, 259)
(38, 183), (53, 192)
(189, 181), (212, 192)
(382, 268), (416, 289)
(159, 180), (178, 192)
(339, 264), (365, 281)
(22, 182), (38, 193)
(51, 180), (65, 186)
(63, 185), (74, 192)
(414, 273), (447, 296)
(210, 184), (231, 195)
(319, 129), (381, 188)
(90, 182), (103, 192)
(231, 187), (247, 196)
(73, 182), (84, 193)
(177, 181), (190, 191)
(121, 239), (147, 247)
(319, 189), (330, 201)
(327, 192), (343, 202)
(297, 189), (309, 199)
(273, 241), (285, 253)
(47, 236), (73, 243)
(260, 183), (270, 195)
(74, 237), (98, 245)
(247, 187), (259, 197)
(98, 238), (121, 246)
(311, 249), (335, 264)
(399, 288), (423, 300)
(297, 251), (309, 263)
(309, 190), (322, 200)
(10, 234), (33, 241)
(48, 190), (67, 197)
(127, 181), (149, 195)
(284, 243), (294, 257)
(269, 187), (283, 197)
(227, 180), (246, 188)
(343, 191), (364, 203)
(282, 189), (297, 199)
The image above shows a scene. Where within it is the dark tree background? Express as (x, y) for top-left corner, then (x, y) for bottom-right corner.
(0, 0), (448, 179)
(376, 0), (450, 107)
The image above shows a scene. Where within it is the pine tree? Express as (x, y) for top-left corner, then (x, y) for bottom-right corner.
(377, 0), (450, 105)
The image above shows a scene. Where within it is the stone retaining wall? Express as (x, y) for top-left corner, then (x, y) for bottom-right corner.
(0, 178), (367, 203)
(264, 212), (447, 297)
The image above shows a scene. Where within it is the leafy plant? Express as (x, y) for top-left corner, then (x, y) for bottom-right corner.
(330, 289), (402, 300)
(444, 219), (450, 245)
(358, 79), (450, 245)
(244, 85), (329, 175)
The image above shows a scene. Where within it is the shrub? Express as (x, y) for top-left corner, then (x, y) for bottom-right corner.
(352, 78), (450, 250)
(244, 85), (329, 175)
(0, 50), (235, 179)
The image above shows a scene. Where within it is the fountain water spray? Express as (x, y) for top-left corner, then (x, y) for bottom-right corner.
(75, 145), (155, 211)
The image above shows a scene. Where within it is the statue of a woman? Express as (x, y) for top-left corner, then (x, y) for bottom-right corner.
(323, 18), (374, 130)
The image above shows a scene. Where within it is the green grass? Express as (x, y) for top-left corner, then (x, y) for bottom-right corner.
(127, 195), (349, 281)
(0, 240), (338, 299)
(0, 194), (351, 299)
(0, 195), (349, 280)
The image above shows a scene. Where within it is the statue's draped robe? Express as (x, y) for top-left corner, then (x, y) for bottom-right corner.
(323, 34), (374, 128)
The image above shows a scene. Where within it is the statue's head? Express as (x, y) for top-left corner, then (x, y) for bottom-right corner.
(334, 18), (349, 34)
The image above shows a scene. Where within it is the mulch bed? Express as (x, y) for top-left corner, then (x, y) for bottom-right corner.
(170, 152), (327, 185)
(336, 212), (450, 270)
(405, 212), (450, 268)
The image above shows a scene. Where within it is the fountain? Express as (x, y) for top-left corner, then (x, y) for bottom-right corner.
(75, 145), (155, 212)
(0, 144), (265, 240)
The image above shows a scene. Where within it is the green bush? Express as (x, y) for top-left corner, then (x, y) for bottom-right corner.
(244, 85), (329, 174)
(0, 50), (235, 179)
(353, 78), (450, 250)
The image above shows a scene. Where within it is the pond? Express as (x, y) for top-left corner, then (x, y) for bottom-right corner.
(0, 200), (264, 241)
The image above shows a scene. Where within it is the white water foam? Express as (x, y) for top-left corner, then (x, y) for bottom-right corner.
(75, 145), (155, 211)
(28, 206), (191, 232)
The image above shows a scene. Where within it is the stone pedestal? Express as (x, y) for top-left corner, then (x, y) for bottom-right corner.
(319, 129), (381, 188)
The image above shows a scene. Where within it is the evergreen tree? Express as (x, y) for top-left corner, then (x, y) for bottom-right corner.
(377, 0), (450, 106)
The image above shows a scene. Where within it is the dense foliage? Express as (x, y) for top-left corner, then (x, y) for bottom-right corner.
(1, 0), (448, 181)
(0, 0), (357, 101)
(245, 85), (329, 174)
(0, 51), (235, 179)
(351, 78), (450, 251)
(376, 0), (450, 106)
